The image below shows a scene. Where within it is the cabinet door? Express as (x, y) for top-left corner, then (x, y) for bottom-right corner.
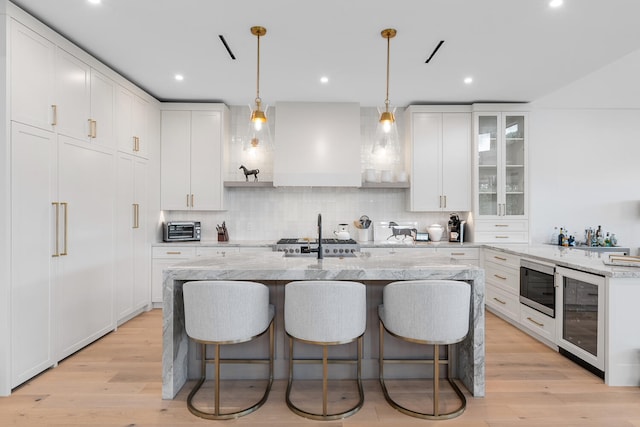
(115, 153), (136, 319)
(132, 96), (149, 158)
(476, 114), (499, 216)
(90, 69), (115, 148)
(57, 135), (115, 360)
(503, 115), (526, 216)
(160, 110), (192, 210)
(133, 158), (149, 308)
(442, 113), (471, 211)
(409, 112), (441, 211)
(190, 110), (223, 210)
(115, 85), (135, 153)
(54, 49), (91, 141)
(10, 21), (55, 132)
(10, 123), (56, 386)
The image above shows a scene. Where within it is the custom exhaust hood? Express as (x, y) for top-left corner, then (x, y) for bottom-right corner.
(273, 102), (361, 187)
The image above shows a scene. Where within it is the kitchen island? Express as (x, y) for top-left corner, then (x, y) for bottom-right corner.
(162, 251), (485, 399)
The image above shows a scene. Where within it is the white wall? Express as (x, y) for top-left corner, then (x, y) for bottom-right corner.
(529, 49), (640, 250)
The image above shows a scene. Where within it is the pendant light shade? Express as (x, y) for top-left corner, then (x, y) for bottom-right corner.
(246, 26), (272, 151)
(372, 28), (400, 160)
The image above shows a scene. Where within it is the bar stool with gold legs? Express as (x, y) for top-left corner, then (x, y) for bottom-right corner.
(284, 280), (366, 421)
(182, 280), (275, 420)
(378, 280), (471, 420)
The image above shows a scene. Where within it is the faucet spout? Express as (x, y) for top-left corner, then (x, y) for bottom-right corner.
(317, 213), (323, 259)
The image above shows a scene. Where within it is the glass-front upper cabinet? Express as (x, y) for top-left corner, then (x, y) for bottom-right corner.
(474, 112), (527, 218)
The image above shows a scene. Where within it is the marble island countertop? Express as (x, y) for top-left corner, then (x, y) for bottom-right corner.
(165, 250), (483, 281)
(162, 250), (485, 399)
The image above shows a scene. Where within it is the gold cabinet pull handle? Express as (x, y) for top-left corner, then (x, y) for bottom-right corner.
(92, 120), (97, 138)
(495, 236), (509, 239)
(494, 274), (507, 280)
(60, 202), (68, 256)
(443, 195), (447, 208)
(494, 224), (509, 227)
(133, 203), (139, 229)
(191, 194), (194, 207)
(494, 256), (507, 261)
(166, 251), (182, 255)
(88, 119), (93, 138)
(450, 252), (465, 256)
(51, 105), (57, 126)
(493, 297), (506, 305)
(52, 202), (60, 257)
(186, 194), (190, 207)
(526, 317), (544, 327)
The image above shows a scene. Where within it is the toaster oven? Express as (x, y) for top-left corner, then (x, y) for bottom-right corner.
(163, 221), (201, 242)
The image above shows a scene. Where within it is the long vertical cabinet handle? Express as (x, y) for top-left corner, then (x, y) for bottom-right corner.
(52, 202), (60, 257)
(191, 194), (194, 208)
(88, 119), (93, 138)
(133, 203), (140, 229)
(60, 202), (68, 256)
(443, 195), (447, 209)
(92, 120), (97, 138)
(51, 105), (57, 126)
(186, 194), (190, 208)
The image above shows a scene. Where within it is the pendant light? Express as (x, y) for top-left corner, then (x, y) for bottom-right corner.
(372, 28), (400, 159)
(246, 26), (272, 150)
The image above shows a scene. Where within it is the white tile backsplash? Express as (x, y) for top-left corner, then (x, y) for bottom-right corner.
(163, 187), (461, 242)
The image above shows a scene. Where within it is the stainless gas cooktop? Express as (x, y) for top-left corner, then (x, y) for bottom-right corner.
(275, 238), (360, 257)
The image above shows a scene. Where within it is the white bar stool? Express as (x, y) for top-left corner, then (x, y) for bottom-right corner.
(284, 280), (366, 420)
(182, 280), (275, 420)
(378, 280), (471, 420)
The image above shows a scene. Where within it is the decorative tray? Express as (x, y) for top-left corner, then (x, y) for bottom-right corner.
(603, 255), (640, 267)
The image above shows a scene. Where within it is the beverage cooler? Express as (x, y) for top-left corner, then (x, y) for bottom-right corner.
(555, 267), (605, 377)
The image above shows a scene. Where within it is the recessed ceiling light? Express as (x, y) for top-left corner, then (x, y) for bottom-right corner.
(87, 0), (101, 4)
(549, 0), (563, 8)
(320, 76), (329, 84)
(464, 77), (473, 84)
(174, 74), (184, 81)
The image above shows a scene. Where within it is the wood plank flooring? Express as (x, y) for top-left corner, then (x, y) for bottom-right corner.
(1, 309), (640, 426)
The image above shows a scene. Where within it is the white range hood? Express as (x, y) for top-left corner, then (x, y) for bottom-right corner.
(273, 102), (361, 187)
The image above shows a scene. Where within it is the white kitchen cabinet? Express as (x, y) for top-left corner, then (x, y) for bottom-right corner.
(115, 153), (149, 322)
(274, 102), (361, 187)
(116, 85), (149, 158)
(405, 107), (471, 212)
(10, 123), (56, 387)
(56, 134), (115, 360)
(89, 69), (116, 148)
(482, 249), (521, 322)
(436, 247), (479, 266)
(54, 48), (91, 141)
(10, 20), (55, 132)
(161, 104), (228, 210)
(473, 109), (528, 242)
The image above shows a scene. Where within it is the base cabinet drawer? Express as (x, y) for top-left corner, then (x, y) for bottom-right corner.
(519, 304), (556, 343)
(486, 286), (519, 321)
(437, 247), (479, 264)
(485, 262), (519, 294)
(475, 231), (528, 243)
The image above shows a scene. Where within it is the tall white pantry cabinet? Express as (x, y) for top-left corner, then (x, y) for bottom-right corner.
(1, 6), (159, 395)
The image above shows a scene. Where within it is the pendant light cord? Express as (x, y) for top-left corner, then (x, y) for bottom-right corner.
(385, 33), (391, 112)
(255, 31), (261, 106)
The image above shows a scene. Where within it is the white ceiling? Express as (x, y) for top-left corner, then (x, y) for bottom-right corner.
(10, 0), (640, 107)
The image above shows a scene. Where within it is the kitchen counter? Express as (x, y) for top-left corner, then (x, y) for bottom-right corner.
(161, 251), (485, 399)
(488, 244), (640, 278)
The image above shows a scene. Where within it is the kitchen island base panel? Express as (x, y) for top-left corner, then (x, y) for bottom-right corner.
(161, 253), (484, 400)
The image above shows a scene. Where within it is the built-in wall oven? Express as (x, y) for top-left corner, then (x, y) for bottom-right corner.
(556, 266), (605, 378)
(520, 259), (556, 318)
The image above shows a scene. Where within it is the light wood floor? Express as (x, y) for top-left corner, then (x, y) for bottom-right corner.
(2, 309), (640, 426)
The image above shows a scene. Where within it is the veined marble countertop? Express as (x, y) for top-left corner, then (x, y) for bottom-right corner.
(489, 244), (640, 278)
(162, 250), (485, 399)
(165, 250), (483, 281)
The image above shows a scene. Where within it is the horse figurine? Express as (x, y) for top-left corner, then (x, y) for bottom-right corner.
(387, 221), (417, 241)
(239, 165), (260, 182)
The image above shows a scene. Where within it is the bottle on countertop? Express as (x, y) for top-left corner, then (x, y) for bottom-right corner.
(605, 232), (611, 247)
(562, 231), (569, 247)
(558, 227), (564, 246)
(611, 233), (618, 246)
(551, 227), (559, 245)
